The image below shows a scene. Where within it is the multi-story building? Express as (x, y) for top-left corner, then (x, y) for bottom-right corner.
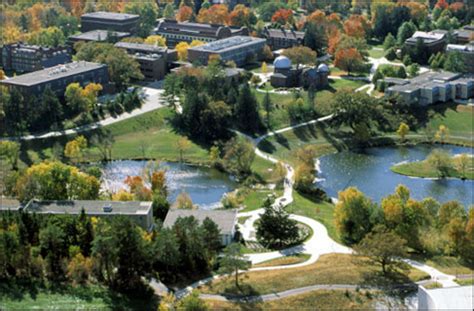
(0, 61), (109, 96)
(23, 200), (154, 231)
(68, 30), (130, 48)
(447, 43), (474, 74)
(187, 36), (266, 66)
(163, 209), (237, 245)
(262, 27), (305, 50)
(404, 30), (447, 57)
(114, 42), (177, 80)
(384, 71), (474, 105)
(81, 11), (140, 34)
(453, 25), (474, 44)
(1, 43), (71, 73)
(155, 19), (249, 48)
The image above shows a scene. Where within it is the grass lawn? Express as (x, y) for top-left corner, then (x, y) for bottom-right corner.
(253, 253), (311, 268)
(408, 255), (474, 276)
(251, 156), (281, 184)
(368, 48), (385, 59)
(205, 289), (376, 310)
(199, 254), (429, 296)
(237, 216), (251, 224)
(0, 283), (156, 310)
(239, 188), (280, 213)
(455, 277), (474, 286)
(391, 155), (474, 180)
(423, 105), (474, 139)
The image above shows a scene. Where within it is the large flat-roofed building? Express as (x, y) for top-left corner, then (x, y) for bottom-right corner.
(418, 285), (473, 310)
(187, 36), (266, 66)
(81, 11), (139, 34)
(262, 27), (305, 50)
(114, 42), (177, 80)
(453, 25), (474, 44)
(384, 71), (474, 105)
(24, 200), (154, 231)
(163, 209), (237, 245)
(1, 43), (71, 73)
(405, 30), (447, 56)
(447, 43), (474, 73)
(155, 19), (249, 48)
(68, 30), (130, 48)
(0, 61), (109, 96)
(0, 198), (22, 213)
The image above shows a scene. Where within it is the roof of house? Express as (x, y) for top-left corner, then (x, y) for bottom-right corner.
(0, 198), (22, 211)
(69, 30), (130, 42)
(81, 11), (139, 20)
(0, 61), (106, 87)
(163, 209), (237, 235)
(189, 36), (265, 53)
(24, 200), (152, 216)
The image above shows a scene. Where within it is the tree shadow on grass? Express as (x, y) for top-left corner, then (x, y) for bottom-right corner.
(359, 269), (418, 302)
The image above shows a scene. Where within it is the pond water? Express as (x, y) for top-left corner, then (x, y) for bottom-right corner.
(101, 160), (237, 209)
(317, 145), (473, 207)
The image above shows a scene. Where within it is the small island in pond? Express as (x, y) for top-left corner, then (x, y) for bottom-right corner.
(391, 149), (473, 180)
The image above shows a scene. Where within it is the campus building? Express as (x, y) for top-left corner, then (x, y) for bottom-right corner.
(163, 209), (237, 245)
(81, 11), (140, 34)
(384, 71), (474, 105)
(446, 43), (474, 73)
(1, 43), (71, 73)
(187, 36), (266, 66)
(114, 42), (177, 80)
(418, 285), (473, 310)
(404, 30), (447, 56)
(155, 19), (249, 48)
(453, 25), (474, 44)
(0, 61), (109, 96)
(23, 200), (154, 231)
(270, 55), (329, 89)
(262, 27), (305, 50)
(68, 30), (130, 48)
(0, 198), (22, 213)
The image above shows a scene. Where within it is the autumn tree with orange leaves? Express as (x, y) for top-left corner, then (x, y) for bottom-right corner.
(271, 8), (294, 25)
(197, 4), (229, 24)
(435, 0), (448, 10)
(176, 5), (194, 22)
(334, 48), (365, 75)
(343, 15), (370, 39)
(228, 4), (256, 27)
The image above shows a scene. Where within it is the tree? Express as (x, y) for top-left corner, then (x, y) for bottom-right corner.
(144, 35), (166, 47)
(99, 49), (143, 89)
(397, 21), (417, 46)
(334, 48), (364, 75)
(262, 91), (274, 129)
(228, 4), (256, 28)
(271, 8), (293, 26)
(173, 192), (194, 209)
(454, 154), (470, 179)
(383, 33), (396, 51)
(39, 221), (66, 279)
(235, 83), (261, 133)
(163, 3), (175, 19)
(175, 41), (190, 61)
(334, 187), (376, 245)
(343, 14), (370, 39)
(407, 64), (420, 77)
(202, 218), (221, 255)
(199, 100), (232, 141)
(355, 225), (407, 276)
(261, 62), (267, 74)
(124, 1), (158, 37)
(178, 291), (209, 311)
(427, 149), (452, 178)
(176, 136), (192, 162)
(197, 4), (229, 25)
(304, 22), (327, 56)
(176, 5), (194, 22)
(435, 125), (449, 143)
(223, 137), (255, 178)
(40, 86), (63, 130)
(67, 253), (92, 284)
(282, 46), (316, 69)
(256, 198), (299, 249)
(0, 141), (20, 170)
(396, 122), (410, 142)
(64, 135), (87, 163)
(443, 51), (466, 73)
(218, 243), (250, 289)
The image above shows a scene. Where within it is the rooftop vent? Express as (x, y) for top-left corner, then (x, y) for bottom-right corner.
(103, 204), (113, 213)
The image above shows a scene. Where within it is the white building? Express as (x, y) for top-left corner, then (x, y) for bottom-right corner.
(418, 285), (473, 310)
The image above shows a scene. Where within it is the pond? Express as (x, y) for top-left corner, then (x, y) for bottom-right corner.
(317, 145), (473, 207)
(101, 160), (237, 209)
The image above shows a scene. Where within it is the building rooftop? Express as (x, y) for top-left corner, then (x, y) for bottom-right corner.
(69, 30), (130, 42)
(24, 200), (152, 216)
(0, 61), (106, 87)
(156, 19), (246, 36)
(421, 286), (473, 310)
(189, 36), (265, 53)
(114, 42), (168, 54)
(163, 209), (237, 235)
(386, 71), (470, 94)
(81, 11), (139, 20)
(0, 198), (22, 211)
(264, 27), (305, 39)
(447, 43), (474, 53)
(406, 30), (447, 45)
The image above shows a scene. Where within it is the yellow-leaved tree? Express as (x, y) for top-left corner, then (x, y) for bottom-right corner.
(64, 136), (88, 163)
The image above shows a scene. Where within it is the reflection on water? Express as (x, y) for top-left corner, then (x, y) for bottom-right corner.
(101, 160), (237, 209)
(317, 145), (473, 207)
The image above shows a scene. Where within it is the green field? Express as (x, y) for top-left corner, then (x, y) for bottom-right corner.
(423, 105), (474, 140)
(253, 253), (311, 268)
(368, 48), (385, 59)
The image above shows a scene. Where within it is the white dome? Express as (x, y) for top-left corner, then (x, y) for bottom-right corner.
(317, 63), (329, 72)
(273, 56), (292, 69)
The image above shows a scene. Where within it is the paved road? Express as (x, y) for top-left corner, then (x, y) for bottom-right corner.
(2, 87), (165, 141)
(200, 284), (359, 303)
